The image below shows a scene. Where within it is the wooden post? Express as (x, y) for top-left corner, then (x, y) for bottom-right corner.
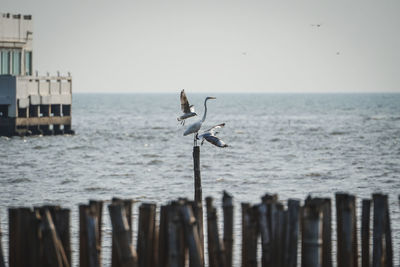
(336, 193), (358, 267)
(180, 202), (203, 267)
(158, 205), (168, 267)
(9, 208), (42, 267)
(43, 206), (72, 266)
(241, 203), (258, 267)
(258, 202), (272, 267)
(111, 199), (133, 267)
(137, 203), (157, 267)
(222, 191), (234, 267)
(284, 199), (300, 267)
(372, 194), (393, 267)
(167, 203), (183, 267)
(301, 198), (323, 267)
(206, 197), (226, 267)
(0, 213), (5, 267)
(193, 146), (204, 259)
(108, 203), (138, 267)
(276, 203), (286, 267)
(41, 209), (70, 267)
(362, 199), (371, 267)
(321, 198), (332, 267)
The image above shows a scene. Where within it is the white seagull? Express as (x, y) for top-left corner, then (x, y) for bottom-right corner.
(197, 123), (228, 148)
(177, 89), (197, 125)
(183, 96), (216, 145)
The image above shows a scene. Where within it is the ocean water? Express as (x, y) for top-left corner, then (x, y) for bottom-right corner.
(0, 93), (399, 266)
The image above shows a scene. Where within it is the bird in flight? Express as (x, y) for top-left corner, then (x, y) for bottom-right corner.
(177, 89), (197, 125)
(197, 123), (228, 148)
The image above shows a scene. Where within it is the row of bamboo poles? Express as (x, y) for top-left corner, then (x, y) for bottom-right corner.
(0, 192), (398, 267)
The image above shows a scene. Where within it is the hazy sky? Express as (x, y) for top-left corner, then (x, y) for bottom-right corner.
(2, 0), (400, 93)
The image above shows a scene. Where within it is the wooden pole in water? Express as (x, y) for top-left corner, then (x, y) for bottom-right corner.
(206, 197), (226, 267)
(180, 202), (203, 267)
(336, 193), (358, 267)
(158, 205), (168, 267)
(284, 199), (300, 267)
(361, 199), (371, 267)
(241, 203), (258, 267)
(222, 191), (234, 267)
(137, 203), (157, 267)
(301, 198), (323, 267)
(193, 145), (204, 259)
(108, 203), (138, 267)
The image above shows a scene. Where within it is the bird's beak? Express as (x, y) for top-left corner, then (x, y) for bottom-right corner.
(209, 97), (216, 99)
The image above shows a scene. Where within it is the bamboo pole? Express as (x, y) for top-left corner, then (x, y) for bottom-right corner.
(108, 203), (138, 267)
(222, 191), (234, 267)
(137, 203), (157, 267)
(193, 146), (204, 259)
(180, 202), (203, 267)
(301, 198), (323, 267)
(362, 199), (371, 267)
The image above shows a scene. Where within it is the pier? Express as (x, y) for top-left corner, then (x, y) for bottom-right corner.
(0, 13), (73, 136)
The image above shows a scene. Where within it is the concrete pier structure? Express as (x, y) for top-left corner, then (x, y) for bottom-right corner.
(0, 13), (73, 136)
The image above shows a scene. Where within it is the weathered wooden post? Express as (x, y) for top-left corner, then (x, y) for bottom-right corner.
(167, 203), (184, 267)
(79, 201), (103, 267)
(372, 194), (393, 267)
(41, 209), (70, 267)
(301, 198), (323, 267)
(222, 191), (234, 267)
(180, 202), (203, 267)
(9, 208), (42, 267)
(362, 199), (371, 267)
(206, 197), (226, 267)
(193, 146), (204, 258)
(284, 199), (300, 267)
(258, 202), (272, 267)
(158, 205), (168, 267)
(137, 203), (157, 267)
(241, 203), (258, 267)
(336, 193), (358, 267)
(0, 214), (5, 267)
(320, 198), (332, 267)
(108, 202), (138, 267)
(111, 199), (134, 267)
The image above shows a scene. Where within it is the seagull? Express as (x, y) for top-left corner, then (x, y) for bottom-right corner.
(197, 123), (228, 148)
(177, 89), (197, 125)
(183, 96), (216, 146)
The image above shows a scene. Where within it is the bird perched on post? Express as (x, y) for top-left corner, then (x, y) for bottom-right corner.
(177, 89), (197, 125)
(197, 123), (228, 148)
(184, 96), (216, 146)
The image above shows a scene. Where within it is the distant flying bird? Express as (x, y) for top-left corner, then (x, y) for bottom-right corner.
(197, 123), (228, 148)
(177, 89), (197, 125)
(184, 96), (216, 145)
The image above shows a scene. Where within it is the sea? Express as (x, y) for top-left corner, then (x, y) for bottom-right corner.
(1, 93), (399, 266)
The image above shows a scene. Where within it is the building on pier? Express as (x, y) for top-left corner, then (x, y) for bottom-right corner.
(0, 13), (73, 136)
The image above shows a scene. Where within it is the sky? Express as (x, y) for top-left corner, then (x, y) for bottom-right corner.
(2, 0), (400, 93)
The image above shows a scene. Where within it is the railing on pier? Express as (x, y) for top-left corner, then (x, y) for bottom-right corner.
(0, 192), (398, 267)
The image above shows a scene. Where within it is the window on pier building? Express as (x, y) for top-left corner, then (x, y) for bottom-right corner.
(1, 50), (10, 75)
(25, 51), (32, 75)
(12, 51), (21, 75)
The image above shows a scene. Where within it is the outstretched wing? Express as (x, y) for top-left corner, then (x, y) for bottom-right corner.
(180, 89), (192, 113)
(202, 133), (228, 148)
(204, 123), (225, 134)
